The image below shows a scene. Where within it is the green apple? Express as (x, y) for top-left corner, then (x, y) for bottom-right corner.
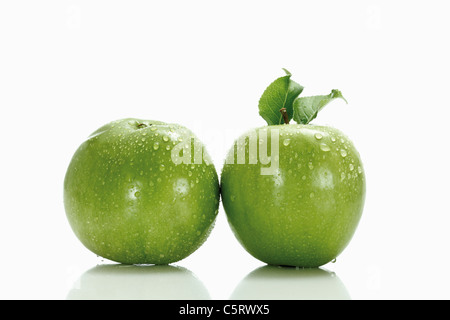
(220, 70), (365, 267)
(64, 118), (220, 264)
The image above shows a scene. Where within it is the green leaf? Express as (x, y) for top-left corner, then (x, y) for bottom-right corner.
(258, 69), (304, 125)
(292, 89), (348, 125)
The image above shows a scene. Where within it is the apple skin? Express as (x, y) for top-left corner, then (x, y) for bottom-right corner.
(221, 124), (365, 268)
(64, 118), (220, 265)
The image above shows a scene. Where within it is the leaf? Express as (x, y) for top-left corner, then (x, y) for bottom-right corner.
(292, 89), (348, 124)
(258, 69), (304, 125)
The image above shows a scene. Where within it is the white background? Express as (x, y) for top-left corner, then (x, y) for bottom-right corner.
(1, 0), (449, 300)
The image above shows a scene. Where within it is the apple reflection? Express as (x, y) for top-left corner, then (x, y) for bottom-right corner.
(67, 264), (210, 300)
(230, 265), (350, 300)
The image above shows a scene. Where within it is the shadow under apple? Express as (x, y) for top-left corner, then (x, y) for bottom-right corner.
(67, 264), (210, 300)
(230, 265), (350, 300)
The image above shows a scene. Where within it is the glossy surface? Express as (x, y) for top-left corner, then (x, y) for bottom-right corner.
(221, 125), (365, 267)
(64, 119), (220, 264)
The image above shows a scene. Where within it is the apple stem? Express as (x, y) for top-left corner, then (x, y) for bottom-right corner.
(280, 108), (289, 124)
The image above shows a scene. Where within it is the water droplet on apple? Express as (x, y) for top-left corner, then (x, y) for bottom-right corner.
(159, 164), (165, 171)
(163, 135), (169, 142)
(283, 139), (291, 146)
(153, 142), (160, 150)
(134, 191), (141, 198)
(358, 166), (362, 174)
(314, 133), (323, 140)
(308, 162), (314, 170)
(320, 143), (331, 152)
(332, 258), (337, 263)
(331, 136), (336, 142)
(340, 149), (347, 157)
(165, 145), (171, 151)
(188, 171), (193, 177)
(309, 192), (315, 198)
(150, 126), (157, 131)
(349, 163), (354, 171)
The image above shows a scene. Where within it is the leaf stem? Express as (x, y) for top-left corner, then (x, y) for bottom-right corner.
(279, 108), (290, 124)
